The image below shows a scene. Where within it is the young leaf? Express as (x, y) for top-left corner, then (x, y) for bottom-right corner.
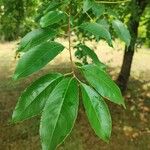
(40, 11), (67, 28)
(40, 78), (79, 150)
(97, 19), (110, 30)
(81, 83), (112, 142)
(13, 41), (64, 80)
(112, 19), (131, 46)
(17, 28), (56, 52)
(43, 1), (62, 14)
(80, 22), (112, 46)
(81, 64), (125, 106)
(92, 3), (105, 17)
(12, 73), (63, 123)
(83, 0), (93, 13)
(77, 44), (106, 69)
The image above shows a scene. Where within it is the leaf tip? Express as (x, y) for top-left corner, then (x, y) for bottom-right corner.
(108, 40), (113, 48)
(11, 112), (21, 124)
(102, 134), (111, 143)
(122, 102), (126, 109)
(120, 97), (126, 109)
(11, 114), (17, 124)
(105, 139), (110, 144)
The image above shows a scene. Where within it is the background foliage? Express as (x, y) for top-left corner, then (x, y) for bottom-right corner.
(0, 0), (40, 41)
(0, 0), (149, 47)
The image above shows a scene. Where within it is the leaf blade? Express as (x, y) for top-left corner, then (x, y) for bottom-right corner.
(40, 78), (79, 150)
(40, 11), (67, 28)
(77, 44), (106, 69)
(80, 22), (112, 46)
(17, 28), (56, 52)
(43, 1), (62, 14)
(12, 73), (63, 123)
(92, 3), (105, 17)
(81, 83), (112, 142)
(13, 41), (64, 80)
(83, 0), (93, 13)
(81, 64), (125, 106)
(112, 19), (131, 46)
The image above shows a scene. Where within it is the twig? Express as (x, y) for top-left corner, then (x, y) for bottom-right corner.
(85, 12), (94, 21)
(68, 12), (75, 76)
(64, 72), (74, 76)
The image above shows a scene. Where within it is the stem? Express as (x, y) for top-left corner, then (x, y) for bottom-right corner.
(85, 12), (94, 22)
(75, 76), (82, 84)
(64, 72), (74, 77)
(68, 13), (75, 76)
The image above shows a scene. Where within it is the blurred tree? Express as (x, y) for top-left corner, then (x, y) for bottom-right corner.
(0, 0), (149, 94)
(117, 0), (150, 92)
(0, 0), (24, 40)
(0, 0), (39, 41)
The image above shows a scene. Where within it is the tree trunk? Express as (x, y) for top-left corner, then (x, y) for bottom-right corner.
(117, 0), (149, 92)
(15, 0), (24, 39)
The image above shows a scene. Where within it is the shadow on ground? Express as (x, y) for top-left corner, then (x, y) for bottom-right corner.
(0, 64), (150, 150)
(0, 41), (150, 150)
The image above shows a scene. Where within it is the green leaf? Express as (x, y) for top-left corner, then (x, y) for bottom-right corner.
(77, 44), (106, 69)
(40, 78), (79, 150)
(13, 41), (64, 80)
(17, 28), (56, 52)
(81, 83), (112, 142)
(106, 8), (118, 18)
(81, 64), (125, 106)
(92, 3), (105, 17)
(80, 22), (112, 46)
(43, 1), (62, 14)
(40, 11), (67, 28)
(12, 73), (63, 123)
(112, 19), (131, 46)
(75, 62), (83, 67)
(97, 19), (110, 30)
(83, 0), (93, 13)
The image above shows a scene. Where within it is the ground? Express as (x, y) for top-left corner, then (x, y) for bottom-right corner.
(0, 40), (150, 150)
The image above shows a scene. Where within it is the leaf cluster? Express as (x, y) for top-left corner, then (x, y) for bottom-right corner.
(12, 1), (130, 150)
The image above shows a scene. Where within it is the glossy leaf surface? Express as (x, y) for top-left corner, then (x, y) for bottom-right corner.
(81, 64), (125, 106)
(83, 0), (93, 12)
(40, 11), (66, 28)
(13, 41), (64, 80)
(17, 28), (56, 52)
(77, 44), (106, 69)
(12, 73), (63, 122)
(112, 19), (131, 46)
(40, 78), (79, 150)
(80, 22), (112, 46)
(81, 83), (112, 142)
